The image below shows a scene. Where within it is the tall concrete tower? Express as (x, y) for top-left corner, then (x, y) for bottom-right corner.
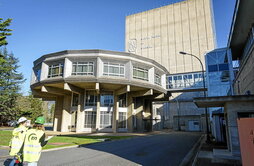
(125, 0), (216, 131)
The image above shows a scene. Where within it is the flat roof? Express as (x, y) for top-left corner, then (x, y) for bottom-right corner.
(194, 95), (254, 108)
(228, 0), (254, 60)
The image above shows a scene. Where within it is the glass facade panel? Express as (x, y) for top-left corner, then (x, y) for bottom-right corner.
(119, 94), (127, 107)
(48, 63), (64, 78)
(118, 112), (127, 128)
(155, 74), (161, 85)
(133, 67), (148, 81)
(166, 72), (204, 90)
(103, 62), (124, 77)
(72, 62), (94, 75)
(35, 69), (41, 81)
(100, 93), (114, 107)
(85, 91), (97, 106)
(72, 93), (79, 107)
(100, 111), (113, 128)
(84, 111), (96, 128)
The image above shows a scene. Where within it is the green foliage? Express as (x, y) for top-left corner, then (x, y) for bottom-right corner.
(16, 94), (44, 123)
(0, 18), (12, 48)
(0, 48), (25, 123)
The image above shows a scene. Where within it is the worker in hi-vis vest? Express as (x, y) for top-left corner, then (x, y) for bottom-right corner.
(9, 117), (28, 166)
(23, 117), (47, 166)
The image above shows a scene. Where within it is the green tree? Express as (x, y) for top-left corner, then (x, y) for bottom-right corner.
(16, 94), (44, 123)
(0, 48), (25, 123)
(0, 18), (12, 47)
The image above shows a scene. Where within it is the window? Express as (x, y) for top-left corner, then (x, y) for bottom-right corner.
(84, 111), (96, 128)
(72, 93), (79, 107)
(155, 74), (161, 85)
(166, 72), (204, 89)
(35, 69), (41, 81)
(103, 62), (124, 77)
(48, 63), (64, 78)
(100, 93), (114, 107)
(72, 62), (93, 75)
(85, 91), (97, 106)
(133, 67), (148, 81)
(119, 94), (127, 107)
(118, 112), (127, 128)
(100, 111), (113, 128)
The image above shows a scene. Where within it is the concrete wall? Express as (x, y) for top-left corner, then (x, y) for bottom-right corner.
(234, 48), (254, 95)
(225, 101), (254, 156)
(126, 0), (215, 74)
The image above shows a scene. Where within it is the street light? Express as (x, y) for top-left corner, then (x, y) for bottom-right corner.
(179, 51), (211, 143)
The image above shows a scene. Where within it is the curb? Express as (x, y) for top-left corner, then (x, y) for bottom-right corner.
(179, 134), (205, 166)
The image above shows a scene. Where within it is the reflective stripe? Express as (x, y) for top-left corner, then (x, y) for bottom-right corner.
(23, 151), (40, 155)
(24, 144), (41, 148)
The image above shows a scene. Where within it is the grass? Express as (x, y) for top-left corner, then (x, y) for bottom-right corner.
(0, 130), (133, 150)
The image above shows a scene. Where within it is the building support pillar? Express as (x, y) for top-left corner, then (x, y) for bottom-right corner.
(113, 93), (119, 133)
(76, 92), (84, 133)
(61, 95), (71, 132)
(127, 93), (134, 132)
(53, 96), (63, 132)
(95, 94), (100, 132)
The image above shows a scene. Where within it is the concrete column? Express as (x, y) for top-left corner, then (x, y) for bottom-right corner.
(126, 61), (133, 81)
(76, 92), (84, 133)
(61, 95), (72, 132)
(95, 94), (100, 131)
(97, 57), (103, 77)
(161, 74), (166, 89)
(40, 62), (48, 81)
(113, 93), (119, 133)
(127, 93), (134, 132)
(148, 67), (155, 84)
(64, 58), (72, 78)
(53, 96), (63, 132)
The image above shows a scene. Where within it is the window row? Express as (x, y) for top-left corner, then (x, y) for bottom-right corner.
(43, 62), (162, 85)
(85, 91), (127, 107)
(166, 73), (204, 89)
(84, 111), (127, 129)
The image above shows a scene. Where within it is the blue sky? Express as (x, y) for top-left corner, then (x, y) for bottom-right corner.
(0, 0), (236, 95)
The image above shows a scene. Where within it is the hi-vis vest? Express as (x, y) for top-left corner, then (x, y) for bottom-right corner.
(23, 129), (45, 162)
(9, 125), (27, 156)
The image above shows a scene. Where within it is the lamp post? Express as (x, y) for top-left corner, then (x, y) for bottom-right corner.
(179, 51), (211, 143)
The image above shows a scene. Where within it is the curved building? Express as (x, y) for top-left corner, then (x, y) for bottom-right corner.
(31, 49), (169, 132)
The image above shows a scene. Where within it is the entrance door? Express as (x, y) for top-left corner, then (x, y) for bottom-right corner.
(188, 120), (200, 131)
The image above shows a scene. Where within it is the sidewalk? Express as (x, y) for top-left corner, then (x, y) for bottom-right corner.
(193, 137), (242, 166)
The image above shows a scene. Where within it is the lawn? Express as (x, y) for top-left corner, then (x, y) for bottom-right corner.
(0, 130), (133, 150)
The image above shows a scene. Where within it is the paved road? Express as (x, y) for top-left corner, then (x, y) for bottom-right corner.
(1, 132), (201, 166)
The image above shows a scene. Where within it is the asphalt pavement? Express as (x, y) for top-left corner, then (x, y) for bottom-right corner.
(1, 131), (201, 166)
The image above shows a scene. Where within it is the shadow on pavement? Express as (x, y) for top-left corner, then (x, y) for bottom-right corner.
(77, 132), (201, 166)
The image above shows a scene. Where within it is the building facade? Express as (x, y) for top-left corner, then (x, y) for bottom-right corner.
(31, 50), (169, 132)
(125, 0), (216, 131)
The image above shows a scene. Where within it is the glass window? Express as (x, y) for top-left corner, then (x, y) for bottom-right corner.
(72, 62), (94, 75)
(218, 64), (229, 71)
(155, 74), (161, 85)
(84, 111), (96, 128)
(72, 93), (79, 107)
(100, 111), (113, 128)
(208, 65), (218, 72)
(133, 67), (148, 81)
(103, 62), (124, 77)
(48, 63), (64, 78)
(85, 91), (97, 106)
(119, 94), (127, 107)
(100, 93), (114, 107)
(35, 69), (41, 81)
(118, 112), (127, 128)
